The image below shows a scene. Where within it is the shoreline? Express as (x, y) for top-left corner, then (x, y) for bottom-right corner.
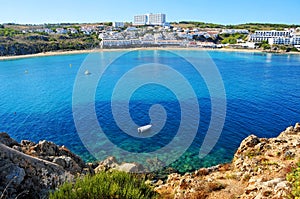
(0, 47), (299, 61)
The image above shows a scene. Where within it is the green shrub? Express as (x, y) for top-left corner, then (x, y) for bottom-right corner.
(220, 33), (247, 44)
(290, 47), (299, 52)
(286, 161), (300, 198)
(49, 171), (157, 199)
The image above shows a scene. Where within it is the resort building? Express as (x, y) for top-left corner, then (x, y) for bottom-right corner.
(221, 29), (249, 34)
(291, 35), (300, 45)
(112, 22), (125, 28)
(268, 35), (300, 46)
(133, 13), (167, 26)
(249, 30), (292, 42)
(148, 13), (166, 26)
(55, 28), (67, 34)
(134, 15), (148, 26)
(250, 29), (300, 46)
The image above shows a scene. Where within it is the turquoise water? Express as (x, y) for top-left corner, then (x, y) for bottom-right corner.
(0, 50), (300, 172)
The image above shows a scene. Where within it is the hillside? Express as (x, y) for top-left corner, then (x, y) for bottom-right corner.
(173, 22), (300, 32)
(0, 25), (100, 56)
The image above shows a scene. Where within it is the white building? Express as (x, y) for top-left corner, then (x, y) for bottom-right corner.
(68, 28), (78, 34)
(112, 22), (125, 28)
(55, 28), (67, 34)
(250, 29), (300, 46)
(148, 13), (166, 26)
(250, 30), (292, 42)
(221, 29), (249, 34)
(291, 35), (300, 45)
(134, 15), (148, 26)
(134, 13), (166, 26)
(269, 36), (300, 46)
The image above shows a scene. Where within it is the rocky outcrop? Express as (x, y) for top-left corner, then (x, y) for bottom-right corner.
(155, 123), (300, 198)
(94, 156), (145, 173)
(0, 133), (92, 199)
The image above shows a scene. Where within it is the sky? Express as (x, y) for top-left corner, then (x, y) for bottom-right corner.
(0, 0), (299, 25)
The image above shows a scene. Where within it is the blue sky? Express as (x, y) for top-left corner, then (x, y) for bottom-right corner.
(0, 0), (299, 25)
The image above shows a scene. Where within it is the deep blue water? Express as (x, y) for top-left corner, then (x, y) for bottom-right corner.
(0, 50), (300, 173)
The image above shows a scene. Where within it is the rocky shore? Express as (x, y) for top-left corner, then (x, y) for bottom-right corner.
(1, 123), (299, 198)
(0, 133), (148, 199)
(0, 133), (94, 198)
(155, 123), (300, 198)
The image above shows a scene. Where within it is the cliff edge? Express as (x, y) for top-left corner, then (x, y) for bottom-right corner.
(155, 123), (300, 198)
(0, 133), (93, 199)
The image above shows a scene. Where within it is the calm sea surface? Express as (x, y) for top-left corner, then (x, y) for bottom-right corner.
(0, 50), (300, 172)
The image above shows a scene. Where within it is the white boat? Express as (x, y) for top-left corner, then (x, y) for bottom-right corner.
(84, 70), (91, 75)
(137, 124), (152, 133)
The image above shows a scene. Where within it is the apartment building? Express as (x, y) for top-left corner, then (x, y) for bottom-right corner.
(250, 30), (292, 42)
(133, 13), (166, 26)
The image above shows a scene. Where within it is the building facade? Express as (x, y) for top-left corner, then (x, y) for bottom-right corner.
(134, 13), (166, 26)
(147, 13), (166, 26)
(249, 29), (300, 46)
(250, 30), (292, 42)
(134, 15), (148, 26)
(112, 22), (125, 28)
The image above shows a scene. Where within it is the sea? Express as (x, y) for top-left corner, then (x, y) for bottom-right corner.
(0, 49), (300, 173)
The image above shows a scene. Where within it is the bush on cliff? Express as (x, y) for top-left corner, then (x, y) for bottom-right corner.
(49, 171), (157, 199)
(286, 161), (300, 198)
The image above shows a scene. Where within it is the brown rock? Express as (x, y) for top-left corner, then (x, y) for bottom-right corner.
(0, 132), (19, 147)
(0, 133), (92, 199)
(294, 123), (300, 132)
(242, 135), (260, 148)
(116, 162), (145, 173)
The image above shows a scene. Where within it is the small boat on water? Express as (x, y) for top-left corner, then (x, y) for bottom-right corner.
(137, 124), (152, 133)
(84, 70), (91, 75)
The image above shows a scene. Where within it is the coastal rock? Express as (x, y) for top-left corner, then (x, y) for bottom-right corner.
(94, 156), (145, 173)
(240, 134), (260, 149)
(294, 122), (300, 132)
(0, 132), (19, 147)
(0, 133), (92, 199)
(16, 139), (89, 175)
(156, 122), (300, 198)
(116, 163), (145, 173)
(34, 140), (58, 156)
(94, 156), (119, 173)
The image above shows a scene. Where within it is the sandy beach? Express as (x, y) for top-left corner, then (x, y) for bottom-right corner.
(0, 47), (299, 61)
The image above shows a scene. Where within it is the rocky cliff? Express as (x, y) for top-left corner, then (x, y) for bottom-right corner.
(155, 123), (300, 198)
(0, 133), (93, 199)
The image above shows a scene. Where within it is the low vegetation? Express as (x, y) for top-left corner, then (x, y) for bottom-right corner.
(220, 33), (247, 44)
(0, 25), (100, 56)
(175, 21), (300, 32)
(49, 171), (157, 199)
(286, 161), (300, 198)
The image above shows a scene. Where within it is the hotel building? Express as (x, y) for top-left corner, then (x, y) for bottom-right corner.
(134, 13), (167, 26)
(250, 30), (292, 42)
(133, 15), (148, 26)
(112, 22), (125, 28)
(250, 29), (300, 46)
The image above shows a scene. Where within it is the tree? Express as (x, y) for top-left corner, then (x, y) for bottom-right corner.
(104, 22), (112, 26)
